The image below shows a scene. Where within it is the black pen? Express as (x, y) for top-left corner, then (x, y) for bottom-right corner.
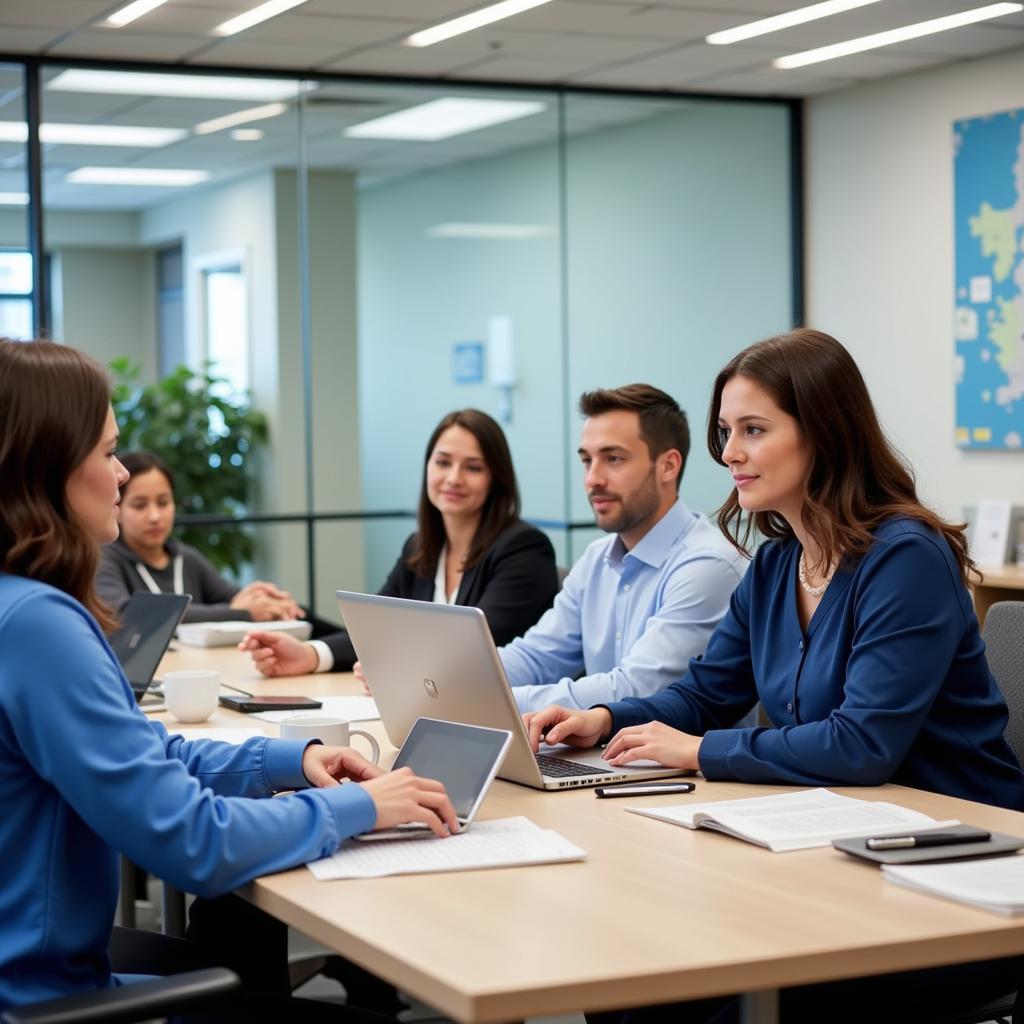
(865, 831), (991, 850)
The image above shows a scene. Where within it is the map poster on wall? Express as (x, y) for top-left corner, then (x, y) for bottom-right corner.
(954, 108), (1024, 450)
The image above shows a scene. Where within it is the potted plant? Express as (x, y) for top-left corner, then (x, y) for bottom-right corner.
(109, 358), (269, 575)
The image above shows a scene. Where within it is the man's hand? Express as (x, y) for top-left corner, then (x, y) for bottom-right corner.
(360, 767), (460, 838)
(523, 705), (612, 753)
(353, 661), (371, 696)
(602, 722), (702, 771)
(238, 631), (318, 676)
(302, 744), (383, 787)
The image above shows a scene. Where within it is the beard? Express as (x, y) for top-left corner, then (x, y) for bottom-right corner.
(589, 466), (660, 536)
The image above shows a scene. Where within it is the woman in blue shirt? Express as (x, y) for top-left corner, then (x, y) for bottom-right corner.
(527, 328), (1024, 1022)
(0, 338), (458, 1017)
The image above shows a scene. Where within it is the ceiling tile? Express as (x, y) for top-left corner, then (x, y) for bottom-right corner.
(0, 25), (64, 51)
(568, 41), (773, 87)
(302, 0), (476, 16)
(0, 0), (112, 30)
(319, 44), (490, 75)
(190, 37), (353, 66)
(448, 54), (605, 83)
(46, 28), (211, 60)
(683, 70), (854, 96)
(497, 1), (750, 40)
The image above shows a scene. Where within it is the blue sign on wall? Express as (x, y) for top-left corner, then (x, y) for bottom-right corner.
(452, 341), (484, 384)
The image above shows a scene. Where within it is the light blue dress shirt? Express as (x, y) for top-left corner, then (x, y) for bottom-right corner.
(500, 498), (748, 711)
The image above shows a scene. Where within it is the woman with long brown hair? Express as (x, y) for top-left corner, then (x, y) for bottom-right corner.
(0, 338), (457, 1017)
(525, 329), (1024, 1021)
(241, 408), (559, 677)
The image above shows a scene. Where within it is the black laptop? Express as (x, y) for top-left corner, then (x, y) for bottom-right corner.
(109, 592), (192, 708)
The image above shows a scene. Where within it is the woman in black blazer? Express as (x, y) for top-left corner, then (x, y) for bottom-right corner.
(241, 409), (559, 676)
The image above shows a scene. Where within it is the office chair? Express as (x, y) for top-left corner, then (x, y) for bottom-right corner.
(1, 968), (239, 1024)
(928, 601), (1024, 1024)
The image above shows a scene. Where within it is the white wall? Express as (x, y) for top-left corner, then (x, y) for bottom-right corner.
(806, 45), (1024, 521)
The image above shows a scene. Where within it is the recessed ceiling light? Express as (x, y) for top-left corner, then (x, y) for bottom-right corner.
(0, 121), (185, 147)
(406, 0), (553, 46)
(212, 0), (309, 36)
(106, 0), (172, 28)
(345, 98), (545, 141)
(66, 167), (210, 187)
(47, 69), (308, 102)
(193, 102), (287, 136)
(428, 223), (553, 240)
(774, 1), (1023, 67)
(230, 128), (264, 141)
(706, 0), (883, 45)
(0, 192), (28, 205)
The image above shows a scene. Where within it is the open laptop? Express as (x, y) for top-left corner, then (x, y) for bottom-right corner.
(335, 591), (689, 790)
(109, 592), (192, 709)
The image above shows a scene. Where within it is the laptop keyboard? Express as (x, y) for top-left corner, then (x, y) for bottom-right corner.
(535, 753), (613, 777)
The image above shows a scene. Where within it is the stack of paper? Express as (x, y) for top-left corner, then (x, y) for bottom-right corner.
(254, 695), (379, 724)
(177, 620), (312, 647)
(883, 855), (1024, 915)
(627, 788), (959, 853)
(308, 817), (586, 879)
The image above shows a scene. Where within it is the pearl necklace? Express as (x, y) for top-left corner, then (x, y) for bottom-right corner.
(798, 550), (836, 597)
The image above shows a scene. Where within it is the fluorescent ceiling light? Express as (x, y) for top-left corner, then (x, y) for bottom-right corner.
(213, 0), (308, 36)
(406, 0), (552, 46)
(193, 102), (287, 135)
(346, 98), (544, 141)
(0, 192), (28, 205)
(707, 0), (883, 45)
(231, 128), (264, 141)
(106, 0), (171, 27)
(47, 69), (306, 102)
(0, 121), (185, 147)
(66, 167), (209, 187)
(428, 223), (553, 240)
(774, 2), (1023, 67)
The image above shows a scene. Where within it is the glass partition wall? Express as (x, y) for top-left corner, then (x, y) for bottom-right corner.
(16, 60), (797, 613)
(0, 64), (30, 338)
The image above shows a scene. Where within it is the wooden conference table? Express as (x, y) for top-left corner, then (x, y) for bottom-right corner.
(974, 563), (1024, 628)
(155, 644), (1024, 1024)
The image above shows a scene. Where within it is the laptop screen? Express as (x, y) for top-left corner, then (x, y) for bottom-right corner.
(109, 592), (191, 693)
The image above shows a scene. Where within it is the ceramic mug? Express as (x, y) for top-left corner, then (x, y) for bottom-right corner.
(279, 715), (381, 764)
(162, 669), (220, 723)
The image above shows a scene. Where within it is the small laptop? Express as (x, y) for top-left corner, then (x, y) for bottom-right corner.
(335, 591), (689, 791)
(355, 717), (512, 841)
(109, 592), (192, 709)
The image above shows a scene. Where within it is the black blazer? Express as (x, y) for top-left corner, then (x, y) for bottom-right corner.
(324, 519), (559, 670)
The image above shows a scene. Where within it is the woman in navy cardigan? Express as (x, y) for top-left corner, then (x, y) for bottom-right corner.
(528, 328), (1024, 1023)
(241, 408), (559, 677)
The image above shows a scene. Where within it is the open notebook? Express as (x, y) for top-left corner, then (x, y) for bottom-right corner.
(627, 788), (959, 853)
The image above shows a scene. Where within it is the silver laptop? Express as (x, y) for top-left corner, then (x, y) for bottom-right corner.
(335, 591), (688, 791)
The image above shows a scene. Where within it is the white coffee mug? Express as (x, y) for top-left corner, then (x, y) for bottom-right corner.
(163, 669), (220, 723)
(279, 715), (381, 764)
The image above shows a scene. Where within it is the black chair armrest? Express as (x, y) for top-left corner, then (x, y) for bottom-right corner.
(1, 967), (240, 1024)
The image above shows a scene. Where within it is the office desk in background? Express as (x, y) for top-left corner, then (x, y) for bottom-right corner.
(974, 563), (1024, 628)
(154, 647), (1024, 1024)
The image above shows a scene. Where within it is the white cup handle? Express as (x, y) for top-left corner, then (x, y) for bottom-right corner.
(349, 729), (380, 765)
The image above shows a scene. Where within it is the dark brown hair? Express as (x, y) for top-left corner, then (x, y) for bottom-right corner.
(0, 338), (118, 630)
(407, 409), (520, 578)
(578, 383), (690, 490)
(120, 451), (176, 499)
(706, 328), (976, 584)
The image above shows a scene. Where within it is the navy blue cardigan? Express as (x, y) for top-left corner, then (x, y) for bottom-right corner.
(607, 519), (1024, 810)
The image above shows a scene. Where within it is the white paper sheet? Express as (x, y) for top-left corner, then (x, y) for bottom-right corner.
(253, 695), (379, 724)
(884, 854), (1024, 915)
(308, 817), (585, 879)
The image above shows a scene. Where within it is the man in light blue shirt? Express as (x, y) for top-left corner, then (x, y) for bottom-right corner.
(503, 384), (747, 712)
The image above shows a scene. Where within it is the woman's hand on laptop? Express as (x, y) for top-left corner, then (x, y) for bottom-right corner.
(238, 631), (318, 676)
(523, 706), (612, 753)
(361, 767), (460, 837)
(302, 745), (383, 787)
(602, 722), (702, 771)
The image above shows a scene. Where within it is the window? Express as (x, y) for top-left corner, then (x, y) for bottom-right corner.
(196, 253), (249, 397)
(0, 251), (33, 340)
